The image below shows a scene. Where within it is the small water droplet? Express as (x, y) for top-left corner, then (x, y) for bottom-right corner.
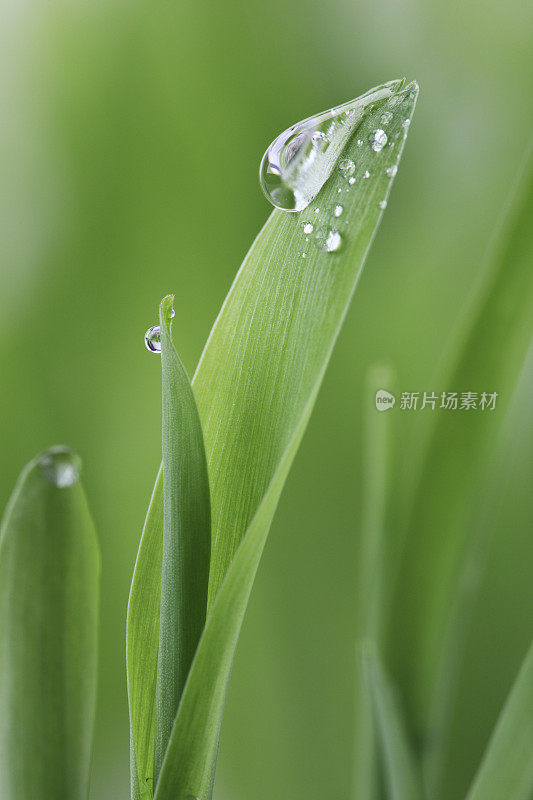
(378, 199), (388, 210)
(314, 207), (320, 214)
(334, 204), (344, 217)
(386, 165), (398, 177)
(145, 325), (161, 353)
(302, 252), (307, 258)
(380, 111), (393, 124)
(39, 447), (81, 488)
(402, 118), (411, 129)
(315, 228), (343, 253)
(370, 129), (388, 152)
(337, 188), (342, 193)
(303, 222), (314, 234)
(338, 158), (355, 177)
(363, 170), (370, 179)
(348, 177), (356, 185)
(356, 139), (363, 147)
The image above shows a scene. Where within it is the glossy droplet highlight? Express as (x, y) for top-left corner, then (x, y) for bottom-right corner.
(386, 165), (398, 177)
(259, 79), (405, 211)
(364, 170), (370, 179)
(348, 176), (356, 185)
(370, 129), (388, 152)
(39, 447), (81, 488)
(303, 222), (314, 234)
(145, 325), (161, 353)
(334, 204), (344, 217)
(315, 228), (343, 253)
(378, 199), (388, 210)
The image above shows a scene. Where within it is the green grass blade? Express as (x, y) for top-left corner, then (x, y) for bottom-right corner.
(466, 641), (533, 800)
(363, 646), (424, 800)
(153, 295), (211, 783)
(127, 298), (211, 797)
(390, 141), (533, 746)
(0, 447), (100, 800)
(154, 424), (305, 800)
(199, 79), (418, 609)
(147, 80), (419, 800)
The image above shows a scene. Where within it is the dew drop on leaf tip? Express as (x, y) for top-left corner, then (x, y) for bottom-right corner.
(259, 79), (405, 212)
(39, 447), (81, 488)
(145, 325), (161, 353)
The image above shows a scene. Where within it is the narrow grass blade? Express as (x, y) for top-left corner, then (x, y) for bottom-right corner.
(363, 645), (424, 800)
(154, 295), (211, 782)
(148, 80), (418, 800)
(466, 641), (533, 800)
(127, 297), (211, 797)
(0, 447), (100, 800)
(390, 141), (533, 745)
(353, 366), (394, 800)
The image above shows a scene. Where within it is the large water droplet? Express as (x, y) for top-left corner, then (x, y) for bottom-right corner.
(315, 228), (343, 253)
(259, 79), (405, 211)
(39, 447), (81, 488)
(145, 325), (161, 353)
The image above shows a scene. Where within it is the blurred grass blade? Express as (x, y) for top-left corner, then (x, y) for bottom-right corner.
(0, 447), (100, 800)
(466, 641), (533, 800)
(353, 366), (394, 800)
(363, 645), (424, 800)
(127, 298), (211, 797)
(390, 141), (533, 746)
(147, 80), (419, 800)
(127, 473), (163, 800)
(153, 295), (211, 782)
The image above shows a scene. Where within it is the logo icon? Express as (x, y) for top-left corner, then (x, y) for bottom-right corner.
(375, 389), (396, 411)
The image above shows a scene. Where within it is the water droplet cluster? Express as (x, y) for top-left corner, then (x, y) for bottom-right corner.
(259, 79), (406, 212)
(261, 79), (417, 260)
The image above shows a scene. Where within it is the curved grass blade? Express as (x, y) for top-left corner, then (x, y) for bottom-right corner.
(466, 641), (533, 800)
(127, 298), (211, 797)
(147, 80), (419, 800)
(0, 447), (100, 800)
(199, 79), (418, 609)
(389, 141), (533, 753)
(362, 645), (424, 800)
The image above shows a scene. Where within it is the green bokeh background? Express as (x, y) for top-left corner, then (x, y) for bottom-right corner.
(1, 1), (532, 798)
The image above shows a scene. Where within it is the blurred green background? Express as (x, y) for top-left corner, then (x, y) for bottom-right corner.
(1, 0), (532, 798)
